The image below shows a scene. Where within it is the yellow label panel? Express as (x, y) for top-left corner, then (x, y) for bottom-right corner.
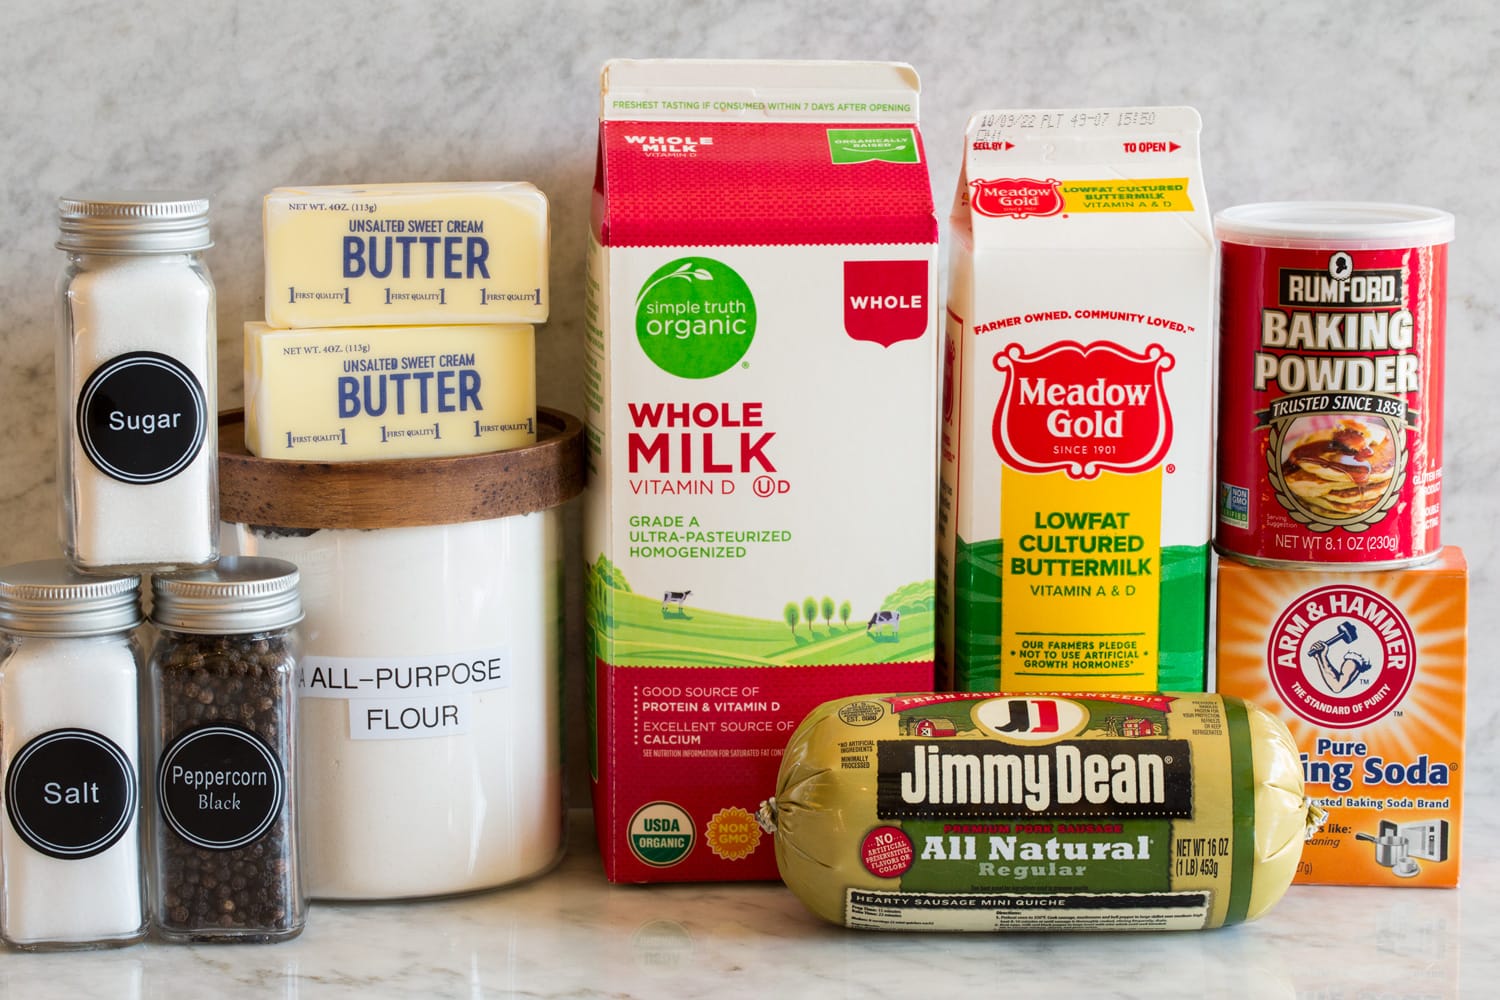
(1060, 178), (1193, 213)
(1000, 467), (1163, 690)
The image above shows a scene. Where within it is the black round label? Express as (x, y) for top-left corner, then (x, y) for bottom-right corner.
(157, 724), (285, 850)
(4, 728), (137, 860)
(76, 351), (207, 484)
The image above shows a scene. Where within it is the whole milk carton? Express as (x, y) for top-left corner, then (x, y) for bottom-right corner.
(586, 59), (939, 882)
(939, 108), (1214, 692)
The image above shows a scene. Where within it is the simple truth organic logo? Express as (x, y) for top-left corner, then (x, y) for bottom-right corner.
(635, 257), (757, 379)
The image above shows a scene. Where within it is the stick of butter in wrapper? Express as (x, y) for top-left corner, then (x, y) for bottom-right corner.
(759, 692), (1321, 931)
(264, 182), (548, 328)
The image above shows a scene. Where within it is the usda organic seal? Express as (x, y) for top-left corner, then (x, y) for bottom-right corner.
(627, 801), (694, 867)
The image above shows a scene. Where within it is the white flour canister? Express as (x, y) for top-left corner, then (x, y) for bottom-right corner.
(218, 407), (583, 899)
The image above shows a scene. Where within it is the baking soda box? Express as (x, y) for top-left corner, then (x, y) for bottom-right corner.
(939, 108), (1215, 693)
(585, 59), (938, 882)
(1216, 548), (1467, 886)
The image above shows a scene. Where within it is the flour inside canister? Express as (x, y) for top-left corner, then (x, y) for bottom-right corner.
(225, 515), (564, 899)
(217, 409), (582, 900)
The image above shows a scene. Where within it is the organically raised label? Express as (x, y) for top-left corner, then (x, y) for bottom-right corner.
(827, 128), (920, 165)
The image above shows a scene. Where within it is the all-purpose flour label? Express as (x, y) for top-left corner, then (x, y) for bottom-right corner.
(299, 648), (509, 741)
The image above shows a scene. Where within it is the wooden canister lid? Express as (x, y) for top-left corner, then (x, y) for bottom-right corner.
(218, 407), (585, 529)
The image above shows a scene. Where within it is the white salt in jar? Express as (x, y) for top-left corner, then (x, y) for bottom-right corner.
(218, 408), (583, 899)
(56, 195), (218, 572)
(0, 561), (146, 950)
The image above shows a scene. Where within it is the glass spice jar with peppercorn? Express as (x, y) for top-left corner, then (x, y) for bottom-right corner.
(146, 556), (304, 943)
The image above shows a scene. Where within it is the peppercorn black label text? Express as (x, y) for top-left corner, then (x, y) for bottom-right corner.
(157, 724), (285, 850)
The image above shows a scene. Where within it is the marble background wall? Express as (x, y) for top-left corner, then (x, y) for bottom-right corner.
(4, 1), (1494, 805)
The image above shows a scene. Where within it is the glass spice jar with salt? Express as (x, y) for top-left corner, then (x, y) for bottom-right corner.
(0, 561), (147, 950)
(146, 556), (304, 943)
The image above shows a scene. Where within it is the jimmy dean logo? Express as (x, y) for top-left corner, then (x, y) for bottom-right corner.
(623, 134), (715, 154)
(875, 739), (1192, 819)
(991, 341), (1174, 480)
(1257, 258), (1416, 396)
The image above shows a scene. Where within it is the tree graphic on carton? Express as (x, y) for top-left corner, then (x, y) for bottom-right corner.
(783, 602), (800, 636)
(588, 556), (633, 629)
(803, 597), (818, 637)
(821, 596), (835, 632)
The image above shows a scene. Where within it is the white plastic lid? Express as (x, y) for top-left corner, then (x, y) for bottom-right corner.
(1215, 201), (1454, 250)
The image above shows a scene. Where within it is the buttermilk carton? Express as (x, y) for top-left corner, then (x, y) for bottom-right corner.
(585, 59), (939, 882)
(939, 108), (1214, 693)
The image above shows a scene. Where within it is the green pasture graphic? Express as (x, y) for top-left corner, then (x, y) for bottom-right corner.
(587, 556), (934, 668)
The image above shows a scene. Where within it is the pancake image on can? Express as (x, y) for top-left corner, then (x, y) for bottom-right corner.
(1275, 414), (1399, 524)
(1214, 202), (1452, 568)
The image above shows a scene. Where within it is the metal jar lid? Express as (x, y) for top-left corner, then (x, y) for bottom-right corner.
(151, 556), (303, 634)
(57, 194), (213, 254)
(0, 560), (143, 637)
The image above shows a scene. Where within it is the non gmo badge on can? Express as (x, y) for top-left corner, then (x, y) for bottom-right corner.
(1214, 202), (1453, 568)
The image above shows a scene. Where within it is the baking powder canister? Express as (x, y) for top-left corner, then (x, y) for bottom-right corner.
(1214, 202), (1453, 568)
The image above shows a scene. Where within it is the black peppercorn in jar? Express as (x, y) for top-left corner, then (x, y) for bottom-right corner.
(147, 556), (304, 943)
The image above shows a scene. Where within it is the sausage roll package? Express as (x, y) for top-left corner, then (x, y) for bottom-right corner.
(759, 692), (1321, 931)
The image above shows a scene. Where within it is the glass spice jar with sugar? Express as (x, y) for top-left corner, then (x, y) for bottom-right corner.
(56, 194), (218, 572)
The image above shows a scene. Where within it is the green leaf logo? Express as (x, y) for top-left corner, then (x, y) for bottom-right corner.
(635, 256), (757, 379)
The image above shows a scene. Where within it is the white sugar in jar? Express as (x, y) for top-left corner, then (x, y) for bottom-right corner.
(0, 561), (146, 950)
(218, 408), (583, 899)
(56, 195), (218, 572)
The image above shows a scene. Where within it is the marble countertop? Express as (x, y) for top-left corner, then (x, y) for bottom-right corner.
(1, 805), (1489, 999)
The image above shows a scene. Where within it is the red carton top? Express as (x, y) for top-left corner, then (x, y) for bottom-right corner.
(595, 121), (937, 248)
